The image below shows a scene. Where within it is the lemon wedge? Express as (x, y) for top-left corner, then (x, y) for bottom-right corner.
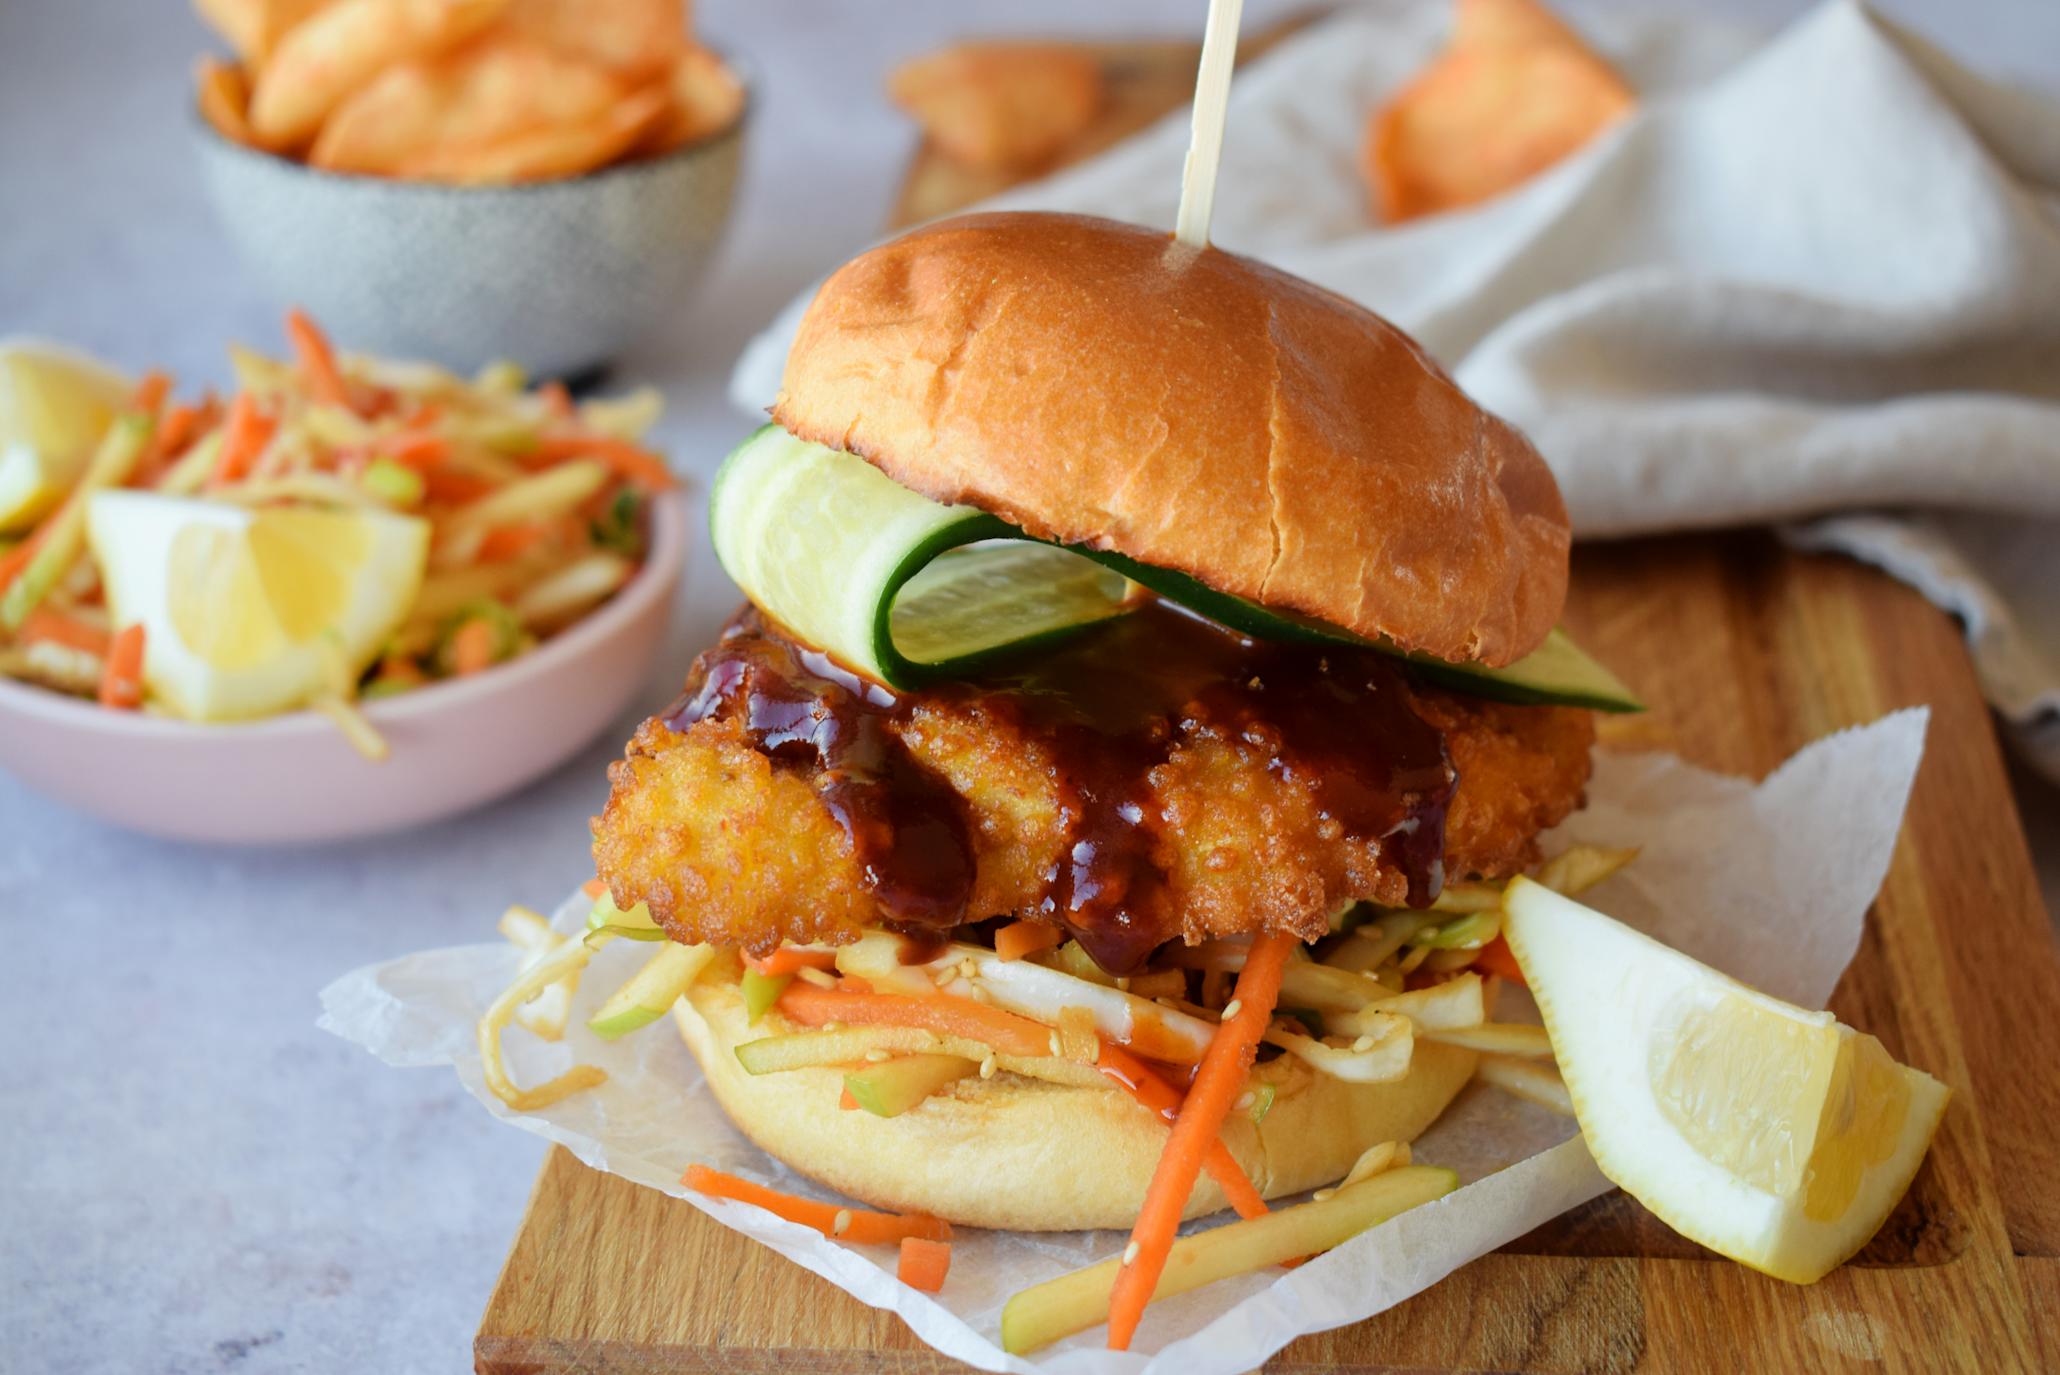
(0, 340), (132, 532)
(1502, 876), (1947, 1283)
(86, 492), (429, 721)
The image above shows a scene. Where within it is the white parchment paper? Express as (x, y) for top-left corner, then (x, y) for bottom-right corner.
(320, 711), (1926, 1372)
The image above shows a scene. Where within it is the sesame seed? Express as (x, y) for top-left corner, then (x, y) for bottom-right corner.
(1122, 1241), (1140, 1266)
(1048, 1032), (1061, 1057)
(832, 1209), (852, 1236)
(959, 958), (978, 980)
(1116, 977), (1131, 992)
(1235, 1092), (1255, 1111)
(1222, 999), (1243, 1020)
(979, 1054), (996, 1079)
(1352, 1035), (1375, 1052)
(1313, 1188), (1336, 1202)
(864, 1049), (891, 1063)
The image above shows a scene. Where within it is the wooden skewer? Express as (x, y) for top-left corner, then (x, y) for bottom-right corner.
(1175, 0), (1246, 249)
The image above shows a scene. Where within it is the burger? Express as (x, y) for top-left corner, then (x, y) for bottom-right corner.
(575, 211), (1635, 1232)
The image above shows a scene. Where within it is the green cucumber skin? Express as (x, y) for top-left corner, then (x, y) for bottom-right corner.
(886, 531), (1642, 711)
(587, 1005), (666, 1040)
(866, 510), (1017, 683)
(586, 894), (666, 942)
(712, 427), (1642, 712)
(705, 422), (775, 556)
(739, 969), (792, 1025)
(1069, 548), (1643, 713)
(842, 1054), (976, 1117)
(1402, 656), (1640, 713)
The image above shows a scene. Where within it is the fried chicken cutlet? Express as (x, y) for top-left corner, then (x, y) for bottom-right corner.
(595, 600), (1594, 974)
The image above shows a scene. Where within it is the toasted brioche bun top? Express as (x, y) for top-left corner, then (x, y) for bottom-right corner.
(773, 212), (1569, 667)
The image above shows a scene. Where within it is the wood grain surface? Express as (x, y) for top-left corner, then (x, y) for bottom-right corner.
(475, 32), (2059, 1375)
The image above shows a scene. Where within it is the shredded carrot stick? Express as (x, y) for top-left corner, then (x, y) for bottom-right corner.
(1472, 935), (1526, 986)
(994, 920), (1063, 962)
(545, 512), (590, 556)
(20, 609), (110, 657)
(372, 654), (425, 688)
(779, 984), (1056, 1058)
(534, 435), (676, 491)
(591, 439), (676, 492)
(450, 618), (497, 676)
(133, 402), (204, 486)
(580, 878), (607, 900)
(211, 393), (275, 485)
(0, 534), (44, 597)
(682, 1165), (951, 1244)
(1105, 931), (1298, 1350)
(156, 403), (201, 456)
(1094, 1043), (1268, 1220)
(898, 1237), (952, 1293)
(476, 522), (554, 564)
(540, 380), (574, 421)
(286, 308), (351, 409)
(97, 624), (145, 709)
(421, 468), (496, 504)
(744, 947), (839, 977)
(777, 984), (1268, 1218)
(379, 432), (451, 469)
(129, 370), (172, 418)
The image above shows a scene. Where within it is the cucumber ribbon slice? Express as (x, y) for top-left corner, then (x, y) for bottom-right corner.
(710, 425), (1641, 711)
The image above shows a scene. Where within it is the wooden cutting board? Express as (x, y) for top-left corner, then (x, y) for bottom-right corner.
(475, 32), (2060, 1375)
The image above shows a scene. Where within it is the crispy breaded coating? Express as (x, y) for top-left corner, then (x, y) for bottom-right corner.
(594, 674), (1593, 957)
(599, 715), (875, 950)
(1420, 689), (1599, 882)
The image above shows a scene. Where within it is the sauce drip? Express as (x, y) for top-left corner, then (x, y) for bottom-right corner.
(666, 600), (1457, 974)
(666, 619), (974, 927)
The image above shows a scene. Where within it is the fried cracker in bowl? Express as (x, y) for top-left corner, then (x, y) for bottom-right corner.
(193, 0), (745, 181)
(189, 0), (748, 374)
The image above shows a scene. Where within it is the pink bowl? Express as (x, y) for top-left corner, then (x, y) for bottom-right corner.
(0, 493), (687, 844)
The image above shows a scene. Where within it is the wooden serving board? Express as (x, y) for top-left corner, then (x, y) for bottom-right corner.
(476, 33), (2060, 1375)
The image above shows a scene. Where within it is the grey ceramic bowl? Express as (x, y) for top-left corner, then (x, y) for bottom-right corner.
(193, 95), (746, 378)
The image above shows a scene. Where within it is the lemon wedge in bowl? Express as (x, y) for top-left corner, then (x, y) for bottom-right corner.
(1502, 876), (1947, 1283)
(86, 492), (429, 722)
(0, 340), (131, 532)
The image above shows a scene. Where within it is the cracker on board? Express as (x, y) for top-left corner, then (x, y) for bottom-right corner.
(889, 43), (1104, 171)
(1365, 0), (1635, 224)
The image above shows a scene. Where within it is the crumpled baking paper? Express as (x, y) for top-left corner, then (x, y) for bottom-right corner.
(320, 709), (1927, 1372)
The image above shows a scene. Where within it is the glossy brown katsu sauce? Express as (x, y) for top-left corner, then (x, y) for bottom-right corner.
(665, 599), (1457, 974)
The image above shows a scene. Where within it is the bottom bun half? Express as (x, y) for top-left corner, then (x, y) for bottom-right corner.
(674, 978), (1477, 1231)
